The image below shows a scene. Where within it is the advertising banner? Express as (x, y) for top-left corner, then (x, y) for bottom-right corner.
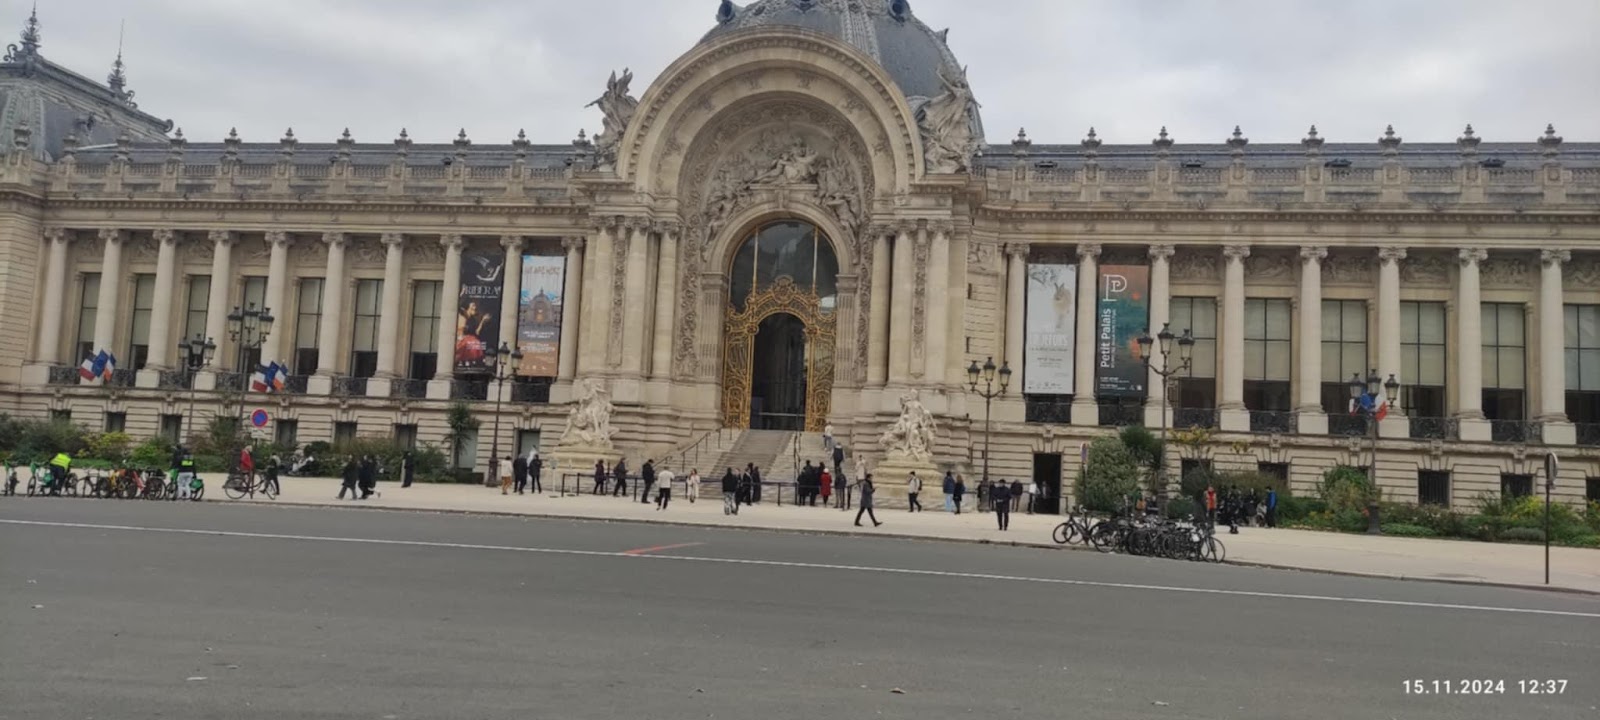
(517, 254), (566, 377)
(1095, 264), (1150, 398)
(1023, 263), (1077, 394)
(454, 249), (505, 374)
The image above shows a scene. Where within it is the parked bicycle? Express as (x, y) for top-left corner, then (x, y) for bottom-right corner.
(223, 470), (277, 500)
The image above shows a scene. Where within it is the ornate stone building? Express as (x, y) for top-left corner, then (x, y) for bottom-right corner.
(2, 2), (1598, 506)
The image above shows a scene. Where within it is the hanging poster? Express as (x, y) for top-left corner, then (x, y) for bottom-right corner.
(1023, 263), (1076, 394)
(454, 249), (504, 373)
(517, 254), (566, 377)
(1095, 264), (1150, 398)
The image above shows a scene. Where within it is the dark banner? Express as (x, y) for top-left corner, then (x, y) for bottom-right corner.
(455, 249), (505, 374)
(1095, 264), (1150, 398)
(517, 254), (566, 377)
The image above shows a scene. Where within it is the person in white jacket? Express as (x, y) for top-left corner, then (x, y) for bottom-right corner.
(906, 471), (923, 512)
(685, 469), (700, 503)
(655, 466), (676, 510)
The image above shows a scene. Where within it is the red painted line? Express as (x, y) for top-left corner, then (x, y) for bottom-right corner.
(622, 542), (704, 556)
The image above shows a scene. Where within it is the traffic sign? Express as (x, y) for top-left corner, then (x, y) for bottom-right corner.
(1544, 452), (1559, 491)
(250, 409), (269, 428)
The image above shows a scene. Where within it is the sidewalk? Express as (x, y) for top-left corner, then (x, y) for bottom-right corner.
(220, 476), (1600, 594)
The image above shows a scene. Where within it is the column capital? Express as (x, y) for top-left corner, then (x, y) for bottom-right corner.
(1541, 248), (1571, 267)
(1299, 245), (1328, 262)
(653, 220), (681, 237)
(153, 228), (178, 245)
(1223, 244), (1251, 261)
(1077, 242), (1102, 261)
(320, 231), (345, 248)
(97, 228), (126, 244)
(562, 236), (586, 252)
(929, 220), (954, 236)
(380, 232), (406, 248)
(1005, 242), (1031, 259)
(1458, 247), (1487, 266)
(895, 220), (917, 236)
(264, 230), (291, 248)
(208, 230), (238, 247)
(439, 233), (465, 251)
(43, 226), (69, 244)
(499, 234), (524, 251)
(1148, 243), (1175, 261)
(1378, 246), (1408, 264)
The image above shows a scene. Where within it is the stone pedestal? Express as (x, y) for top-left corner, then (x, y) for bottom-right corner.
(1219, 406), (1250, 433)
(549, 445), (620, 490)
(426, 378), (453, 401)
(869, 454), (938, 502)
(1378, 415), (1410, 439)
(1458, 416), (1491, 442)
(365, 378), (394, 399)
(1297, 410), (1328, 436)
(195, 371), (219, 392)
(1543, 421), (1576, 446)
(135, 369), (163, 389)
(306, 374), (332, 396)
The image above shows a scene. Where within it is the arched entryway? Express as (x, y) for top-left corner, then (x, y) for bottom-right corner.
(721, 220), (838, 431)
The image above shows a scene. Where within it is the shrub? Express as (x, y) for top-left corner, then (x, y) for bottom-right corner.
(84, 431), (133, 461)
(1, 417), (88, 463)
(1073, 437), (1141, 513)
(1180, 465), (1221, 504)
(1319, 465), (1378, 513)
(1163, 495), (1197, 520)
(1589, 502), (1600, 534)
(1380, 502), (1467, 538)
(193, 454), (228, 473)
(1117, 425), (1163, 493)
(1380, 523), (1438, 538)
(128, 436), (175, 469)
(1332, 507), (1368, 533)
(1566, 534), (1600, 548)
(1277, 496), (1327, 522)
(1499, 527), (1546, 543)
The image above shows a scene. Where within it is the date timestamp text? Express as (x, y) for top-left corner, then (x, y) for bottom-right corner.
(1403, 679), (1568, 695)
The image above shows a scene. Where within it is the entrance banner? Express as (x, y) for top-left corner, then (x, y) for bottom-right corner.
(516, 254), (566, 377)
(1023, 263), (1077, 394)
(454, 248), (504, 374)
(1095, 264), (1150, 398)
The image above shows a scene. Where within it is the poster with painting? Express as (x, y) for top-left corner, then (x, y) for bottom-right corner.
(1024, 263), (1077, 394)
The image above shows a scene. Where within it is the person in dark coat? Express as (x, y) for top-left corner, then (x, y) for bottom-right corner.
(358, 455), (377, 499)
(401, 451), (415, 488)
(737, 465), (753, 507)
(593, 460), (607, 495)
(338, 456), (359, 500)
(854, 474), (881, 527)
(833, 467), (847, 509)
(750, 463), (763, 504)
(639, 459), (656, 504)
(528, 452), (543, 494)
(1010, 480), (1025, 513)
(721, 467), (739, 515)
(990, 478), (1012, 531)
(512, 453), (530, 495)
(831, 444), (845, 480)
(942, 471), (956, 512)
(952, 475), (966, 515)
(612, 459), (628, 498)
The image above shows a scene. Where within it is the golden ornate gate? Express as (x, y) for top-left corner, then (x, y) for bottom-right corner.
(721, 276), (835, 432)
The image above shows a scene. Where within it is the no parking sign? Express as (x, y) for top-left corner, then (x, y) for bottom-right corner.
(250, 409), (270, 428)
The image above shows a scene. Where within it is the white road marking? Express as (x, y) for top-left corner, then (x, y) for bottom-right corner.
(4, 518), (1597, 620)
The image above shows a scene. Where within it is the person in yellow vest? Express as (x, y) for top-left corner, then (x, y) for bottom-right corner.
(48, 452), (72, 496)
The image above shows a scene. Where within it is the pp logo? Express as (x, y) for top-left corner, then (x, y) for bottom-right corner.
(1102, 274), (1129, 298)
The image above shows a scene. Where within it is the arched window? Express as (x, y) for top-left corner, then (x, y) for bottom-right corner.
(728, 221), (839, 312)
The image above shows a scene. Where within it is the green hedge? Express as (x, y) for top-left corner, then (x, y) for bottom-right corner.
(1380, 523), (1437, 538)
(1498, 527), (1546, 543)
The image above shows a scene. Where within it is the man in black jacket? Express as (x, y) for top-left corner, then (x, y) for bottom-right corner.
(721, 467), (739, 515)
(512, 453), (529, 495)
(612, 459), (628, 498)
(990, 477), (1012, 531)
(592, 460), (607, 495)
(358, 455), (377, 500)
(338, 457), (360, 500)
(528, 452), (543, 494)
(750, 463), (763, 504)
(639, 459), (656, 504)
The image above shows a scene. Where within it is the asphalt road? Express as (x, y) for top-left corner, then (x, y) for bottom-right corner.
(2, 499), (1596, 720)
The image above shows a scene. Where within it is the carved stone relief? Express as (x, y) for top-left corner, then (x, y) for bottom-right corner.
(911, 229), (930, 373)
(609, 227), (630, 366)
(967, 240), (997, 269)
(1245, 250), (1294, 281)
(128, 232), (160, 263)
(296, 235), (327, 264)
(409, 237), (445, 266)
(348, 236), (386, 268)
(1322, 251), (1374, 285)
(1170, 248), (1219, 281)
(1481, 254), (1532, 288)
(1569, 255), (1600, 289)
(1400, 251), (1451, 285)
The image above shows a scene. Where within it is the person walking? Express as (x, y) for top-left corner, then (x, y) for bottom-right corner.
(1265, 487), (1278, 528)
(528, 451), (543, 494)
(401, 450), (415, 488)
(953, 475), (967, 515)
(686, 468), (700, 503)
(738, 464), (753, 508)
(721, 467), (739, 516)
(819, 467), (833, 507)
(592, 460), (607, 495)
(639, 459), (656, 504)
(338, 456), (359, 500)
(359, 455), (378, 499)
(854, 473), (881, 527)
(833, 467), (847, 509)
(1204, 485), (1218, 524)
(831, 443), (845, 479)
(512, 452), (529, 494)
(823, 422), (835, 452)
(263, 454), (281, 497)
(906, 471), (923, 512)
(942, 471), (955, 512)
(655, 466), (675, 510)
(991, 478), (1012, 530)
(1009, 480), (1024, 513)
(498, 456), (513, 495)
(612, 458), (628, 498)
(750, 463), (764, 504)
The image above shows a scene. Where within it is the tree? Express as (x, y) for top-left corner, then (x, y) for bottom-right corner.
(1117, 425), (1164, 495)
(443, 401), (481, 470)
(1073, 437), (1141, 512)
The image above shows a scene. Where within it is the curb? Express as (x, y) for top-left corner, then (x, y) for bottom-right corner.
(218, 496), (1600, 597)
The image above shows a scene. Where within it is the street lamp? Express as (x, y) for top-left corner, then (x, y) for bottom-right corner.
(482, 341), (524, 487)
(1349, 369), (1400, 534)
(1135, 323), (1194, 500)
(965, 356), (1012, 486)
(179, 333), (216, 448)
(225, 303), (273, 468)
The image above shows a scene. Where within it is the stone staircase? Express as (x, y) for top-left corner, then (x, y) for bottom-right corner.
(698, 429), (796, 481)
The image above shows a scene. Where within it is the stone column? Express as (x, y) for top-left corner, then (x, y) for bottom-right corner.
(314, 232), (347, 377)
(888, 223), (914, 384)
(924, 222), (951, 383)
(426, 234), (464, 399)
(620, 221), (651, 386)
(91, 229), (125, 360)
(1296, 246), (1328, 434)
(833, 274), (860, 386)
(1376, 247), (1408, 437)
(650, 224), (679, 380)
(1004, 243), (1028, 387)
(1455, 248), (1488, 441)
(1070, 243), (1100, 426)
(582, 219), (615, 371)
(558, 236), (584, 380)
(203, 231), (236, 369)
(1538, 249), (1575, 444)
(1145, 244), (1174, 428)
(263, 231), (292, 364)
(1218, 245), (1250, 431)
(374, 233), (407, 379)
(499, 235), (522, 356)
(36, 227), (70, 365)
(867, 228), (892, 386)
(146, 229), (179, 371)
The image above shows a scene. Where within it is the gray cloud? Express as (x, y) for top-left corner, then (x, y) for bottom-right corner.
(18, 0), (1599, 145)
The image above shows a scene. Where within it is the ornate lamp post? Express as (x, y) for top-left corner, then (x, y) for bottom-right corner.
(179, 333), (216, 447)
(1135, 323), (1194, 500)
(224, 303), (273, 458)
(1348, 369), (1400, 534)
(965, 356), (1012, 484)
(482, 341), (524, 487)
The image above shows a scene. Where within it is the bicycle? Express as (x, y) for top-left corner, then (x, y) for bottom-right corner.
(1052, 506), (1098, 545)
(223, 470), (276, 500)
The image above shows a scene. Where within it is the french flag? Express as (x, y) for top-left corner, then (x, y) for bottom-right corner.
(78, 350), (115, 383)
(1350, 392), (1389, 421)
(250, 361), (286, 393)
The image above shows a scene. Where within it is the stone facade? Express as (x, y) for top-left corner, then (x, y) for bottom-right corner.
(2, 3), (1599, 506)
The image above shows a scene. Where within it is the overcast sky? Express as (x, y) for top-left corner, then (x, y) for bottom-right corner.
(16, 0), (1600, 146)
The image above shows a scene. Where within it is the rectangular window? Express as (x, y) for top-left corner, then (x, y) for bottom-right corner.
(76, 273), (100, 362)
(238, 276), (268, 372)
(1588, 478), (1600, 503)
(394, 424), (419, 451)
(103, 412), (126, 433)
(1257, 462), (1289, 483)
(294, 279), (324, 375)
(1321, 300), (1369, 413)
(351, 279), (383, 378)
(128, 274), (156, 370)
(183, 275), (210, 347)
(333, 421), (358, 447)
(160, 414), (184, 444)
(1243, 298), (1292, 411)
(1401, 301), (1448, 418)
(1482, 303), (1526, 421)
(1500, 473), (1533, 500)
(275, 419), (299, 448)
(1180, 458), (1214, 483)
(1170, 297), (1218, 409)
(1564, 304), (1600, 425)
(50, 409), (71, 424)
(409, 280), (442, 380)
(1417, 470), (1451, 507)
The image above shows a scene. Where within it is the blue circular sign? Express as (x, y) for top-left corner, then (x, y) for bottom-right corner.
(250, 409), (269, 428)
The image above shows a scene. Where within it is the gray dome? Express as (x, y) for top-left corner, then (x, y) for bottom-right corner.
(703, 0), (983, 133)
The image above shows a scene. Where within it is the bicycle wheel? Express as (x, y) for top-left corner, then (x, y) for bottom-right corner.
(190, 485), (205, 501)
(259, 479), (278, 500)
(64, 475), (79, 497)
(1089, 522), (1116, 553)
(223, 475), (247, 500)
(1052, 522), (1071, 545)
(1200, 536), (1226, 563)
(26, 477), (37, 497)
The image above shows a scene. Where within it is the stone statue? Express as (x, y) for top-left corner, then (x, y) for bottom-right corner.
(915, 65), (981, 174)
(585, 69), (639, 172)
(751, 140), (820, 186)
(815, 148), (860, 238)
(879, 389), (936, 463)
(559, 378), (617, 449)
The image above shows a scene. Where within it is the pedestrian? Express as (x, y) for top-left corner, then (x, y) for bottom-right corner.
(239, 445), (255, 485)
(513, 452), (529, 494)
(819, 467), (833, 507)
(593, 460), (607, 495)
(991, 478), (1012, 530)
(1265, 487), (1278, 528)
(401, 450), (415, 488)
(1204, 484), (1218, 524)
(854, 473), (881, 527)
(721, 467), (739, 515)
(640, 459), (656, 504)
(1028, 480), (1041, 514)
(953, 475), (966, 514)
(823, 422), (834, 452)
(656, 465), (675, 510)
(612, 458), (628, 498)
(832, 443), (845, 479)
(750, 463), (764, 504)
(686, 468), (700, 503)
(528, 450), (543, 494)
(738, 464), (753, 508)
(359, 455), (377, 499)
(338, 456), (359, 500)
(833, 467), (847, 509)
(499, 456), (514, 495)
(906, 471), (922, 512)
(1010, 479), (1024, 513)
(942, 471), (955, 512)
(263, 454), (281, 497)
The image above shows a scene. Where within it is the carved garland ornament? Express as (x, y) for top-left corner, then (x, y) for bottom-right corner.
(609, 224), (631, 366)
